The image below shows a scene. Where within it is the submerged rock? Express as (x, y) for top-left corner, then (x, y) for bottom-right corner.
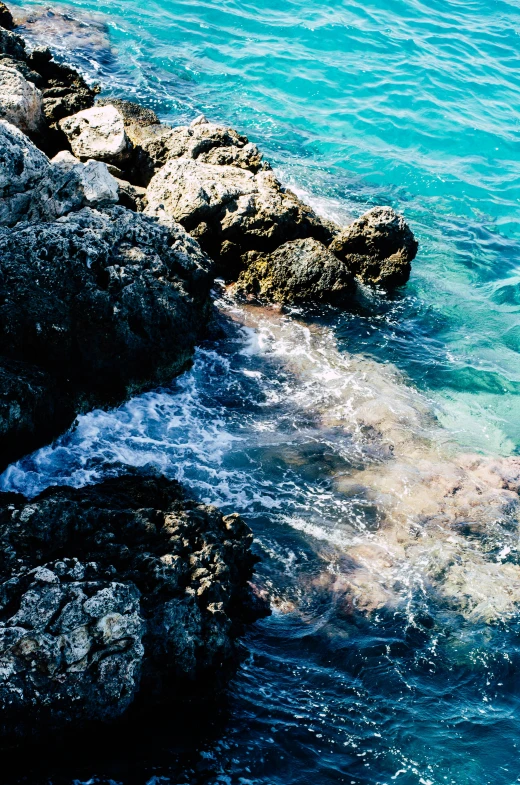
(235, 238), (355, 306)
(0, 205), (214, 469)
(60, 103), (131, 164)
(146, 159), (333, 279)
(0, 471), (263, 742)
(329, 206), (418, 288)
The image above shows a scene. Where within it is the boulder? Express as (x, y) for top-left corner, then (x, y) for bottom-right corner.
(0, 119), (118, 226)
(133, 116), (268, 186)
(0, 64), (45, 134)
(0, 205), (214, 469)
(234, 238), (355, 306)
(329, 206), (418, 288)
(145, 159), (333, 279)
(60, 104), (130, 164)
(0, 471), (264, 741)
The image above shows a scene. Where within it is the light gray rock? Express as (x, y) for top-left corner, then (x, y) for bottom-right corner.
(59, 104), (130, 164)
(0, 119), (118, 226)
(0, 65), (44, 134)
(329, 206), (418, 288)
(145, 158), (333, 279)
(132, 117), (268, 186)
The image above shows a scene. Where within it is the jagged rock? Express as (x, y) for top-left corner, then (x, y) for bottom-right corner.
(0, 26), (25, 59)
(0, 205), (214, 469)
(0, 119), (118, 226)
(132, 117), (268, 186)
(145, 159), (333, 279)
(0, 471), (264, 741)
(60, 104), (131, 164)
(51, 150), (120, 205)
(27, 46), (98, 124)
(0, 64), (45, 133)
(0, 2), (14, 30)
(329, 206), (418, 288)
(234, 238), (355, 306)
(97, 96), (160, 146)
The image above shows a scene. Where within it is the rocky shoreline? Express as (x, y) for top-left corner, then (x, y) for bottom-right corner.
(0, 1), (418, 746)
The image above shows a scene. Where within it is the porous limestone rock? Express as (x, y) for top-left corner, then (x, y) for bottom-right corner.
(0, 205), (214, 469)
(329, 206), (418, 288)
(133, 116), (268, 186)
(0, 471), (263, 741)
(234, 238), (355, 306)
(60, 103), (130, 163)
(145, 159), (333, 279)
(0, 119), (118, 226)
(0, 26), (25, 59)
(0, 64), (45, 133)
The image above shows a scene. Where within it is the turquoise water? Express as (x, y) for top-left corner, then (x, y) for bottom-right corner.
(4, 0), (520, 783)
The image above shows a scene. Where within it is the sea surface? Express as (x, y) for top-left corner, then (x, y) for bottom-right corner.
(3, 0), (520, 783)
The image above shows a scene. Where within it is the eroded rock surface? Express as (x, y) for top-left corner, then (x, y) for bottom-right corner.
(329, 206), (418, 287)
(0, 119), (118, 226)
(235, 238), (355, 306)
(0, 64), (44, 134)
(0, 471), (263, 741)
(60, 103), (131, 163)
(146, 159), (333, 279)
(0, 205), (214, 469)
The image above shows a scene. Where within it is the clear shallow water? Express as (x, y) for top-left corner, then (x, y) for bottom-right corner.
(4, 0), (520, 782)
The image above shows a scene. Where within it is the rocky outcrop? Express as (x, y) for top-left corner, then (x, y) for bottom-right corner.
(145, 159), (333, 279)
(329, 206), (418, 288)
(235, 238), (355, 306)
(131, 115), (268, 186)
(0, 119), (118, 226)
(0, 64), (45, 134)
(0, 471), (264, 742)
(0, 204), (214, 470)
(60, 104), (131, 164)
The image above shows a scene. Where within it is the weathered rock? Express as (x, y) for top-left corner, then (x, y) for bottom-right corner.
(132, 116), (268, 186)
(0, 2), (14, 30)
(0, 205), (214, 469)
(329, 206), (418, 288)
(28, 46), (97, 122)
(0, 64), (45, 133)
(60, 104), (130, 163)
(234, 238), (355, 306)
(0, 26), (25, 59)
(115, 177), (148, 212)
(145, 159), (333, 279)
(0, 119), (118, 226)
(97, 96), (161, 146)
(0, 471), (263, 741)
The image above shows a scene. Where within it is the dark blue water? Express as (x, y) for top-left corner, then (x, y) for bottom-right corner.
(4, 1), (520, 782)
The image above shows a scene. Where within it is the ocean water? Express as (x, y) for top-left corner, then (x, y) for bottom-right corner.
(3, 0), (520, 783)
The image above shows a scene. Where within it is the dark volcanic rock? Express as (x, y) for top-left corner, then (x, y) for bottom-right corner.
(329, 206), (418, 288)
(0, 2), (14, 30)
(235, 238), (355, 306)
(0, 206), (214, 470)
(0, 471), (264, 742)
